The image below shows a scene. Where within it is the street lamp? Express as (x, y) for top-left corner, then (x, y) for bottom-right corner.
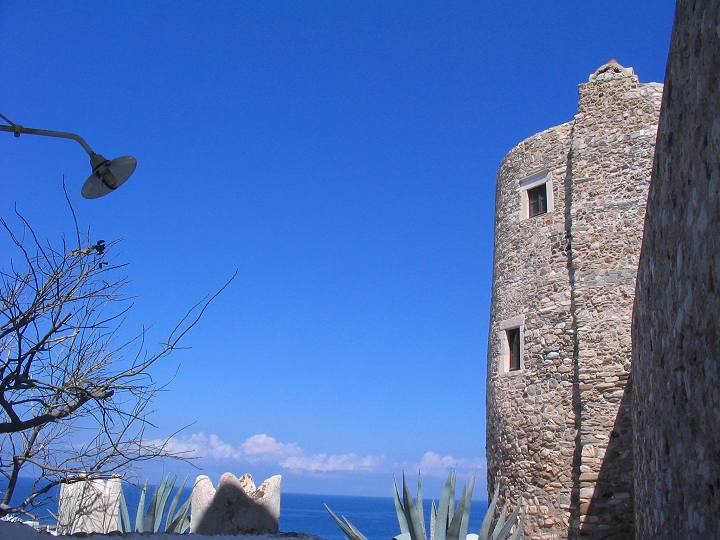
(0, 113), (137, 199)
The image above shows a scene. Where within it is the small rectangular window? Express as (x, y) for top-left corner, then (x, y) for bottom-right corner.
(528, 184), (548, 217)
(506, 328), (521, 371)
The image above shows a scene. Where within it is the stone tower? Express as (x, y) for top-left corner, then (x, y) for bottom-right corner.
(486, 62), (662, 539)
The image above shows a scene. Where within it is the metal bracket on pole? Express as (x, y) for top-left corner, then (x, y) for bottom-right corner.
(0, 113), (96, 157)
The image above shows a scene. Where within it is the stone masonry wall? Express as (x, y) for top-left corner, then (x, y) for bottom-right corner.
(632, 2), (720, 537)
(486, 63), (661, 539)
(487, 120), (576, 540)
(566, 63), (662, 539)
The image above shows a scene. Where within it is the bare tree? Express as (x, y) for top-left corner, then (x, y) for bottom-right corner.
(0, 208), (231, 517)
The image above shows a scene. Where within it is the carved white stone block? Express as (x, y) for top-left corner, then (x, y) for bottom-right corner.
(56, 477), (121, 534)
(190, 472), (281, 534)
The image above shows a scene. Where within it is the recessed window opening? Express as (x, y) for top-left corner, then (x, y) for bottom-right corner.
(528, 184), (548, 217)
(506, 328), (521, 371)
(518, 170), (554, 220)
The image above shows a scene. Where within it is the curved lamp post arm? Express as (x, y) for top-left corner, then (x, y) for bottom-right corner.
(0, 113), (137, 199)
(0, 123), (95, 156)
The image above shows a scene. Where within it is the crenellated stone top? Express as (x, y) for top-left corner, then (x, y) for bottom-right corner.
(588, 59), (636, 82)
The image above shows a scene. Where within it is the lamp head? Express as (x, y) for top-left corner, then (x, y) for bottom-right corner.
(82, 154), (137, 199)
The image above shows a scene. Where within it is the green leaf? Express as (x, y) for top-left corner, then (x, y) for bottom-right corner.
(143, 478), (163, 532)
(402, 473), (425, 540)
(509, 510), (523, 540)
(118, 487), (131, 533)
(435, 472), (455, 540)
(324, 503), (368, 540)
(155, 476), (176, 532)
(345, 516), (370, 540)
(493, 502), (520, 540)
(180, 514), (191, 534)
(458, 475), (475, 540)
(135, 481), (147, 533)
(416, 473), (426, 540)
(446, 483), (467, 540)
(168, 496), (192, 534)
(490, 504), (508, 540)
(165, 477), (188, 532)
(479, 484), (500, 540)
(393, 478), (409, 534)
(430, 501), (437, 540)
(447, 475), (456, 525)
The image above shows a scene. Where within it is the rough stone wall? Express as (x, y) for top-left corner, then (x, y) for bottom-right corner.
(486, 63), (661, 539)
(566, 64), (662, 540)
(632, 2), (720, 537)
(487, 120), (576, 540)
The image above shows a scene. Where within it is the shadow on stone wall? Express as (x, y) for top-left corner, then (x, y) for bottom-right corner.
(194, 483), (275, 534)
(578, 385), (633, 539)
(191, 474), (280, 535)
(563, 133), (634, 538)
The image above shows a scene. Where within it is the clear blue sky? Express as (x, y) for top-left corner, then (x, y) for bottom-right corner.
(0, 1), (674, 498)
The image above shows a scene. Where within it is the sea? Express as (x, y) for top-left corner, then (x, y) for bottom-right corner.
(3, 479), (489, 540)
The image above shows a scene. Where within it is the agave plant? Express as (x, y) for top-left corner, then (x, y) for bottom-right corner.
(117, 475), (191, 534)
(325, 472), (522, 540)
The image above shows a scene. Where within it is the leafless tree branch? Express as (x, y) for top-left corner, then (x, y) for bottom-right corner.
(0, 210), (232, 517)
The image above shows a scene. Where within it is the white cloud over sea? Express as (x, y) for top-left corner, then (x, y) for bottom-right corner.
(153, 432), (382, 473)
(416, 451), (485, 477)
(151, 433), (483, 480)
(281, 453), (381, 473)
(241, 434), (302, 459)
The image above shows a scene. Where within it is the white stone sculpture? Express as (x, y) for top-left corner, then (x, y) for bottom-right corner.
(190, 472), (281, 534)
(56, 476), (121, 534)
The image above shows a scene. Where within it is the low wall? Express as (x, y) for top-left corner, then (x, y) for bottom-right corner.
(0, 522), (323, 540)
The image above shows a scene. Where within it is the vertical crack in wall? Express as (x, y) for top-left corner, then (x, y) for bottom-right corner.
(562, 123), (582, 539)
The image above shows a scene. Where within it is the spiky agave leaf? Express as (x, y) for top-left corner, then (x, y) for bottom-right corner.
(180, 514), (191, 534)
(401, 473), (425, 540)
(393, 477), (410, 534)
(167, 496), (192, 534)
(143, 477), (165, 532)
(509, 510), (523, 540)
(447, 478), (455, 525)
(324, 503), (368, 540)
(345, 517), (371, 540)
(165, 477), (188, 532)
(135, 481), (148, 532)
(446, 483), (468, 540)
(430, 500), (437, 540)
(154, 476), (176, 532)
(493, 504), (520, 540)
(434, 471), (455, 540)
(493, 503), (521, 540)
(457, 474), (475, 540)
(117, 487), (131, 533)
(478, 484), (500, 540)
(489, 504), (508, 540)
(149, 477), (167, 532)
(416, 473), (426, 540)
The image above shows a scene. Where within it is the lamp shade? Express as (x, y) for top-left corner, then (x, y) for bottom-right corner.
(82, 155), (137, 199)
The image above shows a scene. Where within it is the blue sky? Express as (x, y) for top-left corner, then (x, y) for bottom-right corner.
(0, 1), (673, 498)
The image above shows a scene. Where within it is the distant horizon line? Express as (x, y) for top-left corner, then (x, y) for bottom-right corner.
(3, 476), (488, 503)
